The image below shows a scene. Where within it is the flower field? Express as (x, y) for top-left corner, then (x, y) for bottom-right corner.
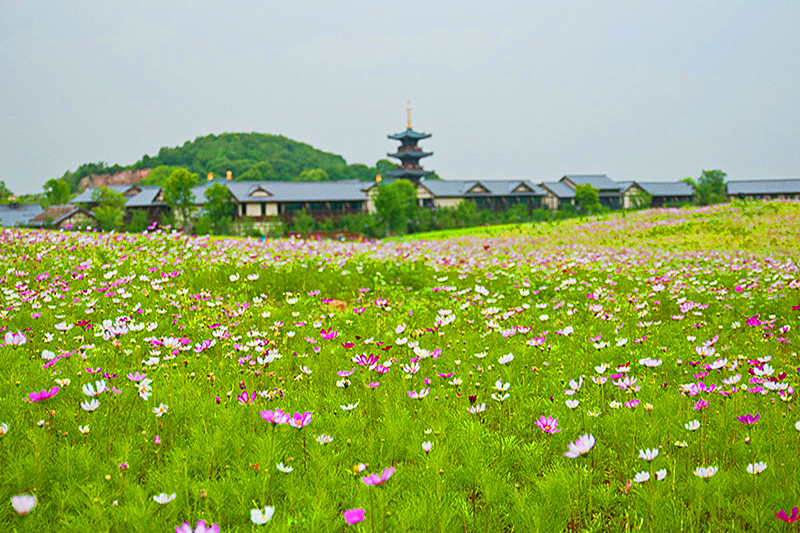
(2, 201), (799, 532)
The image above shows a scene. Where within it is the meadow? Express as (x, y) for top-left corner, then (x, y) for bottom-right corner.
(1, 201), (799, 532)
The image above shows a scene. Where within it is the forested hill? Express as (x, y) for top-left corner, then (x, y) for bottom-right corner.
(59, 132), (399, 191)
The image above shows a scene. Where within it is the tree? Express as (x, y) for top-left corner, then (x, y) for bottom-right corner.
(290, 210), (315, 234)
(238, 161), (276, 181)
(296, 168), (328, 182)
(203, 183), (236, 235)
(91, 186), (125, 231)
(163, 169), (199, 228)
(686, 169), (726, 206)
(374, 180), (418, 235)
(42, 179), (71, 207)
(0, 181), (12, 204)
(142, 165), (181, 186)
(575, 184), (601, 214)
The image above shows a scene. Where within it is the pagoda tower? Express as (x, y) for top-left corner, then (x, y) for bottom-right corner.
(386, 101), (433, 182)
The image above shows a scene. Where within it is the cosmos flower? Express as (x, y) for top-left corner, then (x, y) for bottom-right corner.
(775, 507), (799, 523)
(693, 466), (718, 478)
(408, 388), (430, 399)
(536, 415), (561, 434)
(0, 423), (8, 436)
(422, 442), (432, 453)
(27, 387), (59, 402)
(498, 353), (514, 364)
(288, 412), (312, 428)
(78, 425), (89, 434)
(737, 414), (760, 425)
(638, 448), (659, 461)
(343, 508), (365, 525)
(685, 420), (700, 431)
(81, 399), (100, 412)
(251, 506), (275, 524)
(316, 434), (333, 444)
(11, 494), (36, 514)
(633, 471), (650, 483)
(655, 469), (667, 480)
(261, 409), (290, 424)
(153, 403), (169, 417)
(153, 493), (176, 504)
(467, 403), (486, 414)
(82, 380), (107, 397)
(564, 434), (595, 458)
(175, 520), (219, 533)
(4, 331), (27, 346)
(747, 462), (767, 475)
(340, 402), (359, 411)
(362, 466), (395, 486)
(276, 462), (293, 473)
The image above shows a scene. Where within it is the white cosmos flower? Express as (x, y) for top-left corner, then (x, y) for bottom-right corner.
(638, 448), (659, 461)
(251, 506), (275, 524)
(655, 469), (667, 480)
(498, 353), (514, 365)
(276, 462), (293, 473)
(11, 494), (37, 514)
(747, 462), (767, 475)
(78, 425), (90, 434)
(594, 364), (608, 374)
(153, 493), (176, 504)
(685, 420), (700, 431)
(694, 466), (718, 478)
(82, 380), (107, 397)
(81, 399), (100, 412)
(565, 399), (579, 409)
(340, 402), (359, 411)
(0, 422), (8, 436)
(494, 379), (510, 392)
(633, 471), (650, 483)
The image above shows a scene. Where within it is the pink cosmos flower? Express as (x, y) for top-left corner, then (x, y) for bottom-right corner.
(28, 387), (59, 402)
(11, 494), (36, 514)
(176, 520), (219, 533)
(320, 327), (338, 340)
(127, 372), (147, 382)
(564, 434), (596, 458)
(775, 507), (799, 523)
(362, 466), (395, 486)
(536, 415), (561, 434)
(343, 508), (365, 524)
(288, 411), (312, 428)
(261, 409), (290, 424)
(737, 414), (760, 424)
(408, 388), (430, 399)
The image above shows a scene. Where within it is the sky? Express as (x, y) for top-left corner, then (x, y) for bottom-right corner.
(1, 1), (799, 194)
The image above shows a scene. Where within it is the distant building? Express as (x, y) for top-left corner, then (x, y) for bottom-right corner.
(29, 205), (95, 229)
(726, 179), (800, 201)
(638, 181), (694, 207)
(386, 101), (434, 183)
(0, 203), (43, 227)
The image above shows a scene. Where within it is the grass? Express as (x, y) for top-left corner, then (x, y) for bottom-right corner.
(0, 200), (798, 532)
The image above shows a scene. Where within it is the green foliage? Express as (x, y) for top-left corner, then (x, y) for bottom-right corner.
(688, 169), (727, 206)
(42, 178), (71, 207)
(0, 180), (12, 203)
(141, 165), (182, 186)
(163, 169), (200, 228)
(237, 161), (276, 181)
(203, 183), (236, 235)
(126, 209), (150, 233)
(290, 210), (315, 234)
(296, 168), (328, 182)
(90, 186), (125, 231)
(575, 183), (601, 214)
(375, 179), (418, 234)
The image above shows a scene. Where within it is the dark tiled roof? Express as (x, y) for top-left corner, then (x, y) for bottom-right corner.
(29, 205), (82, 226)
(388, 128), (432, 141)
(638, 181), (694, 197)
(562, 174), (620, 191)
(726, 179), (800, 195)
(0, 203), (43, 227)
(125, 186), (164, 207)
(540, 182), (576, 198)
(71, 184), (139, 204)
(226, 180), (369, 203)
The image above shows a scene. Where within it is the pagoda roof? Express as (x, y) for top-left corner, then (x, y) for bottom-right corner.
(386, 169), (433, 178)
(388, 128), (432, 141)
(387, 151), (433, 159)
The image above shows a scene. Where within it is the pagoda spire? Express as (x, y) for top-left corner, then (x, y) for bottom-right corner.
(387, 103), (433, 183)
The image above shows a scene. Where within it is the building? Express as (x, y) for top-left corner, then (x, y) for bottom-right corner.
(726, 179), (800, 201)
(0, 203), (43, 227)
(386, 102), (433, 183)
(29, 205), (95, 229)
(638, 181), (694, 207)
(560, 175), (622, 209)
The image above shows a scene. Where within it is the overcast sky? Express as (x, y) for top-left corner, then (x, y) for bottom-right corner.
(2, 1), (799, 194)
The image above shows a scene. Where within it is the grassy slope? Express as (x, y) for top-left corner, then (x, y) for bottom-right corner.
(394, 201), (800, 254)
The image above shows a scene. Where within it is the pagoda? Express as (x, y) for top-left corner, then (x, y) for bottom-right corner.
(386, 101), (433, 182)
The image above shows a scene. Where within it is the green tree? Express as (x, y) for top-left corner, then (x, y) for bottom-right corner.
(42, 179), (71, 207)
(290, 210), (315, 234)
(142, 166), (182, 186)
(163, 169), (199, 228)
(238, 161), (277, 181)
(686, 170), (726, 206)
(0, 181), (12, 204)
(127, 209), (150, 233)
(375, 180), (418, 235)
(91, 186), (125, 231)
(203, 183), (236, 235)
(296, 168), (328, 182)
(575, 184), (602, 214)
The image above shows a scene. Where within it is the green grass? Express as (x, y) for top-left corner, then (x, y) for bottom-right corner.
(0, 200), (798, 532)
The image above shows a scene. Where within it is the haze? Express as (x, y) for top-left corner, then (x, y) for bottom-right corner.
(2, 1), (799, 194)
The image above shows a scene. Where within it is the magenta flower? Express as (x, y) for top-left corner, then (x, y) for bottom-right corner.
(288, 411), (312, 428)
(4, 331), (27, 346)
(737, 414), (760, 424)
(693, 399), (710, 410)
(536, 415), (561, 434)
(353, 353), (379, 367)
(236, 391), (257, 404)
(27, 387), (59, 402)
(407, 388), (430, 399)
(320, 327), (338, 340)
(127, 372), (147, 382)
(343, 508), (365, 525)
(775, 507), (799, 523)
(362, 466), (395, 486)
(176, 520), (219, 533)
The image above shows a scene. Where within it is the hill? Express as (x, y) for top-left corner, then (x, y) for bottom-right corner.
(58, 132), (398, 191)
